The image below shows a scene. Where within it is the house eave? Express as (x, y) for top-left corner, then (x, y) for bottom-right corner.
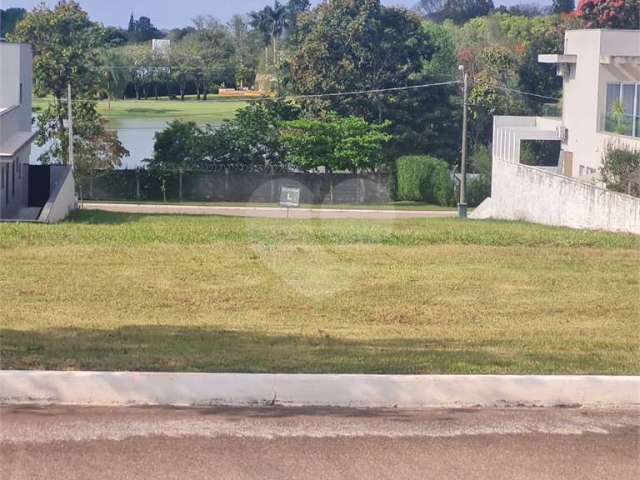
(538, 54), (577, 65)
(0, 131), (37, 159)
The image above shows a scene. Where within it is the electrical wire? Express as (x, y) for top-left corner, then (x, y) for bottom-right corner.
(494, 85), (561, 102)
(49, 79), (461, 104)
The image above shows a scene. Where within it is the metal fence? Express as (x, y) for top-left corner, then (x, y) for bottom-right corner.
(78, 170), (393, 204)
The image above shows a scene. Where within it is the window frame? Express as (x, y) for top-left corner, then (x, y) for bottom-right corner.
(604, 82), (640, 138)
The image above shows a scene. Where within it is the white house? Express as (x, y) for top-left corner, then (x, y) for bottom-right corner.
(0, 42), (76, 222)
(473, 29), (640, 234)
(539, 29), (640, 178)
(0, 42), (35, 219)
(492, 29), (640, 178)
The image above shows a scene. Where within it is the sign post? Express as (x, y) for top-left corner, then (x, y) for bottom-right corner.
(279, 186), (301, 218)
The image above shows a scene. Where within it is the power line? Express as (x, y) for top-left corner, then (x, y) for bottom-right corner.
(494, 85), (561, 102)
(40, 81), (561, 113)
(48, 79), (461, 105)
(288, 80), (461, 99)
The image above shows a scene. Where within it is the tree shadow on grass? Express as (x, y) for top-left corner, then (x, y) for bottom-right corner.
(66, 210), (150, 225)
(0, 326), (623, 376)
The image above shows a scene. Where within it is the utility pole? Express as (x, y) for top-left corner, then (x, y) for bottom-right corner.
(458, 65), (468, 219)
(67, 83), (74, 169)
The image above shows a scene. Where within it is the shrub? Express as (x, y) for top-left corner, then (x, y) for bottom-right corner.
(466, 176), (491, 207)
(601, 144), (640, 197)
(466, 144), (492, 207)
(395, 155), (455, 206)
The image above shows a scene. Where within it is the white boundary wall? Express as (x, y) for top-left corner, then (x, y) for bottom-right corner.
(472, 117), (640, 234)
(38, 165), (76, 223)
(1, 371), (638, 408)
(478, 159), (640, 234)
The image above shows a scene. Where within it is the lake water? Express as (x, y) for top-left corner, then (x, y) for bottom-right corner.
(30, 119), (174, 170)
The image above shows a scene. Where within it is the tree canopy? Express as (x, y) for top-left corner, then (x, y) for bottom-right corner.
(0, 7), (26, 37)
(11, 1), (127, 167)
(576, 0), (639, 29)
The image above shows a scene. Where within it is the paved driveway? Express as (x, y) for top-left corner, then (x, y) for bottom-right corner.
(1, 406), (638, 479)
(82, 202), (458, 219)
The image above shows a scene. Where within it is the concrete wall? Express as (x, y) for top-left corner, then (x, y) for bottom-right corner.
(38, 166), (76, 223)
(473, 156), (640, 234)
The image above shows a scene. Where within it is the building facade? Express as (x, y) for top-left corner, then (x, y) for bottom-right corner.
(539, 29), (640, 178)
(473, 29), (640, 234)
(0, 42), (35, 219)
(492, 29), (640, 180)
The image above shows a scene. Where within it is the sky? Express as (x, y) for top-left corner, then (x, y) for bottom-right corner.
(5, 0), (552, 30)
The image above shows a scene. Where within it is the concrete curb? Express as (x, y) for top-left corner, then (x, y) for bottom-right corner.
(1, 372), (639, 408)
(82, 202), (458, 219)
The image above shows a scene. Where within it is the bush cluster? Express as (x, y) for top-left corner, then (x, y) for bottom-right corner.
(395, 155), (455, 206)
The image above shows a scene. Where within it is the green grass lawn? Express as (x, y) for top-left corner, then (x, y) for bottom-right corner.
(1, 211), (638, 374)
(33, 96), (248, 124)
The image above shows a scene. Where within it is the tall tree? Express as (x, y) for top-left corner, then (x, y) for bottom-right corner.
(120, 43), (152, 100)
(97, 48), (131, 109)
(250, 2), (288, 68)
(127, 15), (164, 42)
(184, 17), (236, 99)
(285, 0), (311, 40)
(229, 15), (260, 88)
(249, 9), (273, 67)
(419, 0), (495, 24)
(576, 0), (639, 29)
(128, 12), (135, 33)
(288, 0), (456, 157)
(0, 7), (27, 38)
(10, 1), (127, 166)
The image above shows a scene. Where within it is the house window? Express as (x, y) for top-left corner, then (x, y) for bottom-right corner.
(11, 161), (15, 197)
(19, 83), (23, 105)
(604, 83), (640, 137)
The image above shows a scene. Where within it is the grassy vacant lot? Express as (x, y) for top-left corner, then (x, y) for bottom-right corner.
(33, 96), (248, 123)
(1, 211), (638, 374)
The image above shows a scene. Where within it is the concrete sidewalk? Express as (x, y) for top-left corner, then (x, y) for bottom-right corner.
(82, 202), (458, 219)
(1, 406), (638, 479)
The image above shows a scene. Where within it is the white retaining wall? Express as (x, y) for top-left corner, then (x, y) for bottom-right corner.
(472, 158), (640, 235)
(38, 165), (76, 223)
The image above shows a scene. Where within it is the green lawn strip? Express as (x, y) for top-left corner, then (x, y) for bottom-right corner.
(1, 211), (638, 373)
(33, 96), (248, 123)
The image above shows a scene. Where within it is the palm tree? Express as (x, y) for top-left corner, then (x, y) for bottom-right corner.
(267, 1), (288, 66)
(249, 9), (273, 67)
(97, 49), (130, 110)
(250, 2), (288, 68)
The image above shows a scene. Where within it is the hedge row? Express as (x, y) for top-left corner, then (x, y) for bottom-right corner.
(395, 155), (456, 206)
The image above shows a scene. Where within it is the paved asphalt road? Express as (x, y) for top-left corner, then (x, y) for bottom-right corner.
(0, 406), (638, 479)
(82, 202), (458, 219)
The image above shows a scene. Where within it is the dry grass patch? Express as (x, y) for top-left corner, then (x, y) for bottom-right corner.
(1, 211), (638, 373)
